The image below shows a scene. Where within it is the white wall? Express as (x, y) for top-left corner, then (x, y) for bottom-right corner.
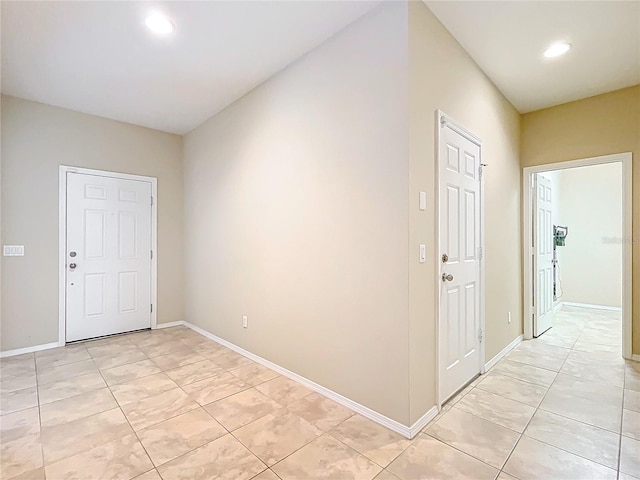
(183, 3), (411, 424)
(1, 95), (184, 351)
(553, 163), (623, 308)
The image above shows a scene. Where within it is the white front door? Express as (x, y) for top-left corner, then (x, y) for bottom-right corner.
(533, 173), (554, 337)
(66, 172), (152, 342)
(439, 119), (483, 403)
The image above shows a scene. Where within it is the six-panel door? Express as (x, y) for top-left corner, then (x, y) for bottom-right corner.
(66, 172), (152, 342)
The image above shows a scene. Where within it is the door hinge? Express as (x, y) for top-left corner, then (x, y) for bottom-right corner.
(151, 196), (154, 206)
(479, 165), (483, 179)
(478, 246), (483, 260)
(151, 304), (153, 313)
(150, 250), (153, 260)
(478, 328), (484, 343)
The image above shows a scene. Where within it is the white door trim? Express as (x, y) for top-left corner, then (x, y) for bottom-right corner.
(522, 152), (632, 359)
(435, 110), (486, 406)
(58, 166), (158, 345)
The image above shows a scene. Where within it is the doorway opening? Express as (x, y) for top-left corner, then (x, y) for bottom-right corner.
(523, 153), (632, 359)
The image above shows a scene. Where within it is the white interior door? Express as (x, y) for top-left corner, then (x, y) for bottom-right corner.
(439, 121), (482, 403)
(533, 173), (554, 336)
(66, 172), (152, 342)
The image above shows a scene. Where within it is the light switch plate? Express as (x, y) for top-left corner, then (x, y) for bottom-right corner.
(419, 192), (427, 211)
(3, 245), (25, 256)
(419, 244), (426, 263)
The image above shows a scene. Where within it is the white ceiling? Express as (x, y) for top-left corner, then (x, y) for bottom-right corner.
(2, 2), (639, 134)
(1, 1), (379, 134)
(426, 1), (640, 113)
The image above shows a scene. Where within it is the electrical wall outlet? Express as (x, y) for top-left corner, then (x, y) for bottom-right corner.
(242, 315), (248, 328)
(3, 245), (25, 256)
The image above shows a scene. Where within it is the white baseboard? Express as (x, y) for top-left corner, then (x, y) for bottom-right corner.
(181, 320), (431, 439)
(0, 341), (62, 358)
(561, 302), (622, 312)
(154, 321), (184, 329)
(485, 334), (523, 371)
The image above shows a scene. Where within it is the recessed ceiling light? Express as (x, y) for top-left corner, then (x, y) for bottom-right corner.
(544, 42), (571, 58)
(145, 13), (175, 35)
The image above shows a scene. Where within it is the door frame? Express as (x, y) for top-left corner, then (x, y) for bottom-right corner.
(522, 152), (632, 359)
(58, 166), (158, 345)
(435, 110), (486, 405)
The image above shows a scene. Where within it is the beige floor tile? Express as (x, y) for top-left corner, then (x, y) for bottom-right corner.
(165, 360), (224, 386)
(1, 386), (38, 416)
(0, 433), (43, 480)
(373, 470), (399, 480)
(193, 343), (229, 358)
(0, 357), (35, 379)
(36, 359), (98, 385)
(92, 348), (149, 370)
(503, 436), (617, 480)
(539, 389), (622, 432)
(109, 372), (178, 406)
(444, 384), (474, 407)
(134, 469), (163, 480)
(1, 375), (37, 394)
(425, 407), (519, 469)
(524, 409), (619, 469)
(157, 433), (266, 480)
(182, 372), (250, 406)
(627, 372), (640, 393)
(287, 392), (355, 432)
(37, 371), (107, 405)
(35, 347), (91, 369)
(256, 376), (314, 406)
(139, 339), (190, 358)
(101, 359), (162, 386)
(0, 407), (40, 444)
(496, 473), (518, 480)
(150, 350), (207, 371)
(86, 341), (139, 359)
(204, 388), (284, 431)
(126, 331), (173, 348)
(623, 409), (640, 440)
(455, 388), (535, 433)
(207, 350), (255, 370)
(272, 434), (382, 480)
(620, 436), (640, 477)
(121, 387), (199, 431)
(515, 341), (570, 359)
(39, 388), (117, 427)
(44, 433), (153, 480)
(229, 363), (279, 386)
(568, 349), (625, 366)
(41, 407), (132, 464)
(329, 415), (411, 468)
(619, 473), (640, 480)
(559, 357), (625, 388)
(625, 389), (640, 413)
(489, 359), (557, 388)
(552, 373), (624, 403)
(234, 412), (321, 466)
(9, 467), (45, 480)
(506, 349), (565, 371)
(475, 373), (548, 407)
(386, 435), (498, 480)
(137, 408), (227, 467)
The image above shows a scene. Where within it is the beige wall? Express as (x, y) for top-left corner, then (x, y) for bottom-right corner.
(1, 95), (184, 351)
(554, 164), (623, 308)
(408, 2), (522, 421)
(183, 3), (411, 424)
(521, 85), (640, 352)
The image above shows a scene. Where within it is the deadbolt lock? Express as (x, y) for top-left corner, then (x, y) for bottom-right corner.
(69, 251), (77, 257)
(69, 263), (77, 270)
(442, 254), (449, 263)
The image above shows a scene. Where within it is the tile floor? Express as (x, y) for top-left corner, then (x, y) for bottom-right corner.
(0, 306), (638, 479)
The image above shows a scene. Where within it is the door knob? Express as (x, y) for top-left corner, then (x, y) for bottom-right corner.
(442, 273), (453, 282)
(69, 263), (77, 270)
